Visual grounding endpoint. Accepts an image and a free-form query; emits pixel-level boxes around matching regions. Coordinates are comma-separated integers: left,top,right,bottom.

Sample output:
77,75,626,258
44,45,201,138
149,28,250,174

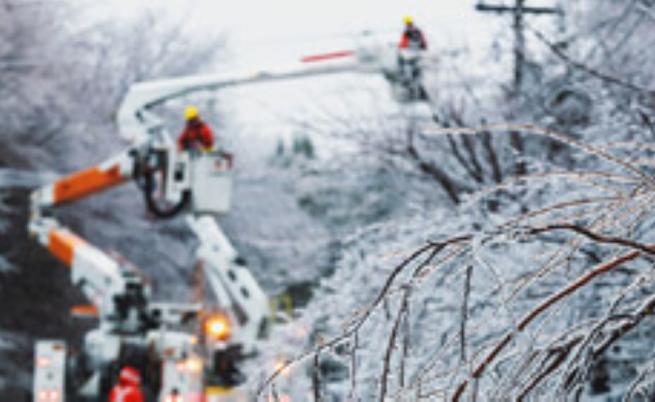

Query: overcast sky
96,0,553,67
89,0,565,70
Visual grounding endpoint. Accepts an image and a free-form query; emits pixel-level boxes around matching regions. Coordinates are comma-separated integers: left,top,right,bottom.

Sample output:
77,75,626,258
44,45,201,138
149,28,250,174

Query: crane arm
29,217,129,320
31,149,136,210
118,59,364,141
28,145,162,328
187,215,269,354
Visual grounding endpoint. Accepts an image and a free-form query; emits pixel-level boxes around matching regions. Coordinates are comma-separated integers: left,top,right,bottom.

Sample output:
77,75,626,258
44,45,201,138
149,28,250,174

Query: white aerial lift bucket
190,152,233,214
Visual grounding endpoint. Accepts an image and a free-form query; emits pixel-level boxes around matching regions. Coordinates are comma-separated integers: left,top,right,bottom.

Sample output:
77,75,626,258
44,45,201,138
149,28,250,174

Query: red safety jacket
108,367,145,402
177,119,215,151
108,385,144,402
399,26,427,50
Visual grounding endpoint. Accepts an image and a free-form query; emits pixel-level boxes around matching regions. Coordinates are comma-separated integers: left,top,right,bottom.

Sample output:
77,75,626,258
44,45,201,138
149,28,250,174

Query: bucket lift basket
191,152,233,215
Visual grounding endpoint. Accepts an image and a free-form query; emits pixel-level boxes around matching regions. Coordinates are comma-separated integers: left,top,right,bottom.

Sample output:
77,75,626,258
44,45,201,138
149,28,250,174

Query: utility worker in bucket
177,106,216,152
397,16,429,100
398,16,427,50
178,105,234,168
108,366,145,402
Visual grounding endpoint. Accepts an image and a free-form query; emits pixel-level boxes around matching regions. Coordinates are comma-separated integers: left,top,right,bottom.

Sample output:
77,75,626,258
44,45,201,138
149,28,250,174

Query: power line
476,3,563,16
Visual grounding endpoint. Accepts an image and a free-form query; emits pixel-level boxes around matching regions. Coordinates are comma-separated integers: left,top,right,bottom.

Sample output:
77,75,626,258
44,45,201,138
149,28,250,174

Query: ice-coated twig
451,249,644,401
421,123,653,186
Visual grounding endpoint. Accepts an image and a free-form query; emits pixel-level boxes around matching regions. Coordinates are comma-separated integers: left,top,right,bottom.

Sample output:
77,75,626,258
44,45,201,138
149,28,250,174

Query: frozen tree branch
452,250,643,401
528,25,652,94
526,223,655,255
379,289,409,401
422,123,653,185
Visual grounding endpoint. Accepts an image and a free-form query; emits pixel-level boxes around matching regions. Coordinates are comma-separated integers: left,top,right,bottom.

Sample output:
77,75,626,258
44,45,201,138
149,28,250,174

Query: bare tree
0,2,225,169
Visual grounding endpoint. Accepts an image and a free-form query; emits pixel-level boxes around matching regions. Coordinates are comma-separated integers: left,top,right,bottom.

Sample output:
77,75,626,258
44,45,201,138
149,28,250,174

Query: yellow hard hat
185,105,199,121
404,15,413,25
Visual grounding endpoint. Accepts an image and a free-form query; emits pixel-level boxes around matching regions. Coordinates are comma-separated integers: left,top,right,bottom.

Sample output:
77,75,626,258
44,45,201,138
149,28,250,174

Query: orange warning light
204,314,231,341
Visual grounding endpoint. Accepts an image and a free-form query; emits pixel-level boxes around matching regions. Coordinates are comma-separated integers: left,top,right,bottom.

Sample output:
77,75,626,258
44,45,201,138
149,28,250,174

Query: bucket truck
28,132,268,400
30,40,435,401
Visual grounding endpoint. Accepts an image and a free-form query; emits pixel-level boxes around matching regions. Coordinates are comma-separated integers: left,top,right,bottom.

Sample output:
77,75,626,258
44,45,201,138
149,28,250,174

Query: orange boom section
48,229,84,267
53,165,128,204
70,304,99,317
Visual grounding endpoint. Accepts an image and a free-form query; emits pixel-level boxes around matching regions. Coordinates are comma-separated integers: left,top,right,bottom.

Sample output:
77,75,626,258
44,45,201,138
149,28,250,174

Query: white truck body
33,341,66,402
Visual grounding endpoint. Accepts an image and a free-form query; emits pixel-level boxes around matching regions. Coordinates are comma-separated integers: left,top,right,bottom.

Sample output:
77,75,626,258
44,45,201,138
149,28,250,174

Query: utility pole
476,0,562,92
476,1,561,175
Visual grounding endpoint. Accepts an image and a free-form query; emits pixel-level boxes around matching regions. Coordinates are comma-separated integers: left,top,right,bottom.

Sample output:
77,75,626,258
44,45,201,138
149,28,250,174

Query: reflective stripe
116,387,130,402
120,370,141,385
111,385,138,402
301,50,354,63
70,304,99,317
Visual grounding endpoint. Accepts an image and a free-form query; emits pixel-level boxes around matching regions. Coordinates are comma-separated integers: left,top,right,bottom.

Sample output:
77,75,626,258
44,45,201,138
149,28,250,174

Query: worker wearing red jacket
398,16,427,50
108,366,145,402
177,106,216,151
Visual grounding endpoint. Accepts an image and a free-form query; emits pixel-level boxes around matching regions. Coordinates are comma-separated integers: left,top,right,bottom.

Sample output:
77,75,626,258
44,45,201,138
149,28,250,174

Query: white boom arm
188,216,269,354
30,166,205,400
28,217,141,325
118,58,372,142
